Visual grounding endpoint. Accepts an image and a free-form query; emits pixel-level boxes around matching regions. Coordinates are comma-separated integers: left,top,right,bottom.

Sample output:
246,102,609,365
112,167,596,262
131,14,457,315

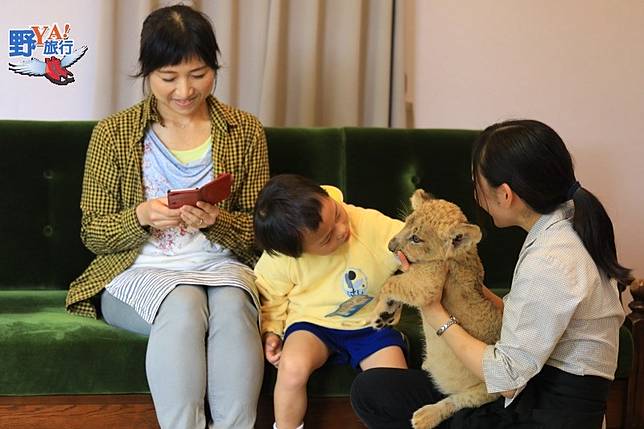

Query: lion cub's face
389,189,482,264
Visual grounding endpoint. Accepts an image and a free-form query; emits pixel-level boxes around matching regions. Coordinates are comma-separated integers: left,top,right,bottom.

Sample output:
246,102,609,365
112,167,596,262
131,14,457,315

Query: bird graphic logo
8,45,88,85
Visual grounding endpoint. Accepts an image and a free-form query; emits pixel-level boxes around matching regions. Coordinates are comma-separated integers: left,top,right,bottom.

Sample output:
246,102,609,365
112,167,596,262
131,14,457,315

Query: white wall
413,1,644,279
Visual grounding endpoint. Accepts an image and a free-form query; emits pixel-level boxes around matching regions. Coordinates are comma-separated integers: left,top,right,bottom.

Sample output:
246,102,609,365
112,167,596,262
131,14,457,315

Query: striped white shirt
481,201,625,405
106,259,258,324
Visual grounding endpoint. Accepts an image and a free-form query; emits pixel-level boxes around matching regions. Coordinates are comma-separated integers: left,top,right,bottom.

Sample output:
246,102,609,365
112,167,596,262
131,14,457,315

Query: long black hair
135,4,221,78
472,119,632,290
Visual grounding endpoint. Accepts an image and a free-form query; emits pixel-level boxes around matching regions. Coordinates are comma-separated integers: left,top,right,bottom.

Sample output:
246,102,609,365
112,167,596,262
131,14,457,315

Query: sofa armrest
625,278,644,429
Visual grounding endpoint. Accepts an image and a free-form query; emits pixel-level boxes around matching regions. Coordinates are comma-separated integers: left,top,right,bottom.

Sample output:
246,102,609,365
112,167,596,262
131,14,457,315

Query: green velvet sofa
0,120,641,429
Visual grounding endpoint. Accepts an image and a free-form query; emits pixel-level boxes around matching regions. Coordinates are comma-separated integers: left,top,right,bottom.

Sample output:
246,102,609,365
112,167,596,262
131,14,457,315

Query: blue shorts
284,321,408,369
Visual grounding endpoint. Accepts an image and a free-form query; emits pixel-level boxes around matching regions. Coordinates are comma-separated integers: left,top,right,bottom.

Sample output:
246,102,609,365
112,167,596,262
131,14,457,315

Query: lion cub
371,189,502,429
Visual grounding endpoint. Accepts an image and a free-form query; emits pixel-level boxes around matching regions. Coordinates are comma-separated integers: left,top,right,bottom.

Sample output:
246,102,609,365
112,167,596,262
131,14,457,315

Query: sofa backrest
0,120,523,291
1,120,96,290
342,128,525,288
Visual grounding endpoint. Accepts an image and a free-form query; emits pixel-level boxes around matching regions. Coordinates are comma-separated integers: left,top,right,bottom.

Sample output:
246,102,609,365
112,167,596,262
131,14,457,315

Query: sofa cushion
0,291,423,397
0,283,632,398
0,290,148,395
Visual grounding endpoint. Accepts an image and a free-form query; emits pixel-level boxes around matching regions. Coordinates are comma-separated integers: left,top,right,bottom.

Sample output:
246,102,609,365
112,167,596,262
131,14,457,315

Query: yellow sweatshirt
255,190,404,337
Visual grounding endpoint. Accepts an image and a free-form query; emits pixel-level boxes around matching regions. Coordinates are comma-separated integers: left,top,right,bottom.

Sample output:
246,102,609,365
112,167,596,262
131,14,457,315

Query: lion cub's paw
370,299,401,329
411,403,449,429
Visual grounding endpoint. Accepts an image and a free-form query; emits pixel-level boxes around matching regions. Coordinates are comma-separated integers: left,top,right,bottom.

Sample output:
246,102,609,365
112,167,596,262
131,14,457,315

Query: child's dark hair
135,4,221,78
254,174,329,258
472,119,632,290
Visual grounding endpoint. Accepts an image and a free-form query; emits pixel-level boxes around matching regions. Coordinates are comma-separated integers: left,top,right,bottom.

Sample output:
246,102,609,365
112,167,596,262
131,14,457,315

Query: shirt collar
521,200,574,252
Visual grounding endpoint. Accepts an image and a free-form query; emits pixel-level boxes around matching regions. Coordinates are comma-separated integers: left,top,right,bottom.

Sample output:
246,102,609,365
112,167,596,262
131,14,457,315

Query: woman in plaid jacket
67,5,269,429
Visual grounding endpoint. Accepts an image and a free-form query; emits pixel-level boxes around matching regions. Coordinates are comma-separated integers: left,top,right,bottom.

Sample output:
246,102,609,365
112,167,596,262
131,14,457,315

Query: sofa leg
624,279,644,429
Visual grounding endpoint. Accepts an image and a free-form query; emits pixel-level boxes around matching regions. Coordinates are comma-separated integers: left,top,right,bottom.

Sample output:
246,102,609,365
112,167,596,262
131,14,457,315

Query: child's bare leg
359,345,407,370
274,331,330,429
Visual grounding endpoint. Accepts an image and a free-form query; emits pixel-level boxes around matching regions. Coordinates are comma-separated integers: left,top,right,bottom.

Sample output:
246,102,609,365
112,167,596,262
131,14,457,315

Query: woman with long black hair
351,119,631,429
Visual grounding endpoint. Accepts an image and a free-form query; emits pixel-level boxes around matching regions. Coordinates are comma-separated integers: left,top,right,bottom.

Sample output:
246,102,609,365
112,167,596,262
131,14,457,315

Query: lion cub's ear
410,189,433,210
445,223,482,258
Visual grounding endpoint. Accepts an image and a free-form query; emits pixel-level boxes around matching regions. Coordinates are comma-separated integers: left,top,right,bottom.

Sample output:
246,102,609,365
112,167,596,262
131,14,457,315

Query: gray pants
101,285,264,429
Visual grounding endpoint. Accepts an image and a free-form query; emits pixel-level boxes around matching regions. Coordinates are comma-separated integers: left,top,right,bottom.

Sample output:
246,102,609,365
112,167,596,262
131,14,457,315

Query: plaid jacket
66,95,270,318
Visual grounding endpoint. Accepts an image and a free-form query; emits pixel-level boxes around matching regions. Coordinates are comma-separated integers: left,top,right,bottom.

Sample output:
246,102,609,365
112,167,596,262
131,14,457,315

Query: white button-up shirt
481,201,625,406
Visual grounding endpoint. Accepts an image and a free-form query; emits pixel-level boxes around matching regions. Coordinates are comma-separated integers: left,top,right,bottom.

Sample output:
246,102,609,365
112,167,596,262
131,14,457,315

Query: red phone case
167,173,232,209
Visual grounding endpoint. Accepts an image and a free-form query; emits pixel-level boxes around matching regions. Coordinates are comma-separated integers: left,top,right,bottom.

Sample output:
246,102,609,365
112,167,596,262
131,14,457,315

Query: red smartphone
166,173,233,209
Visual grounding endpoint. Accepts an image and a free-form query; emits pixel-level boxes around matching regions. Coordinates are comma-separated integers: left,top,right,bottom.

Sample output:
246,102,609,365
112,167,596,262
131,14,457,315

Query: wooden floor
0,395,159,429
0,395,365,429
258,396,365,429
0,382,630,429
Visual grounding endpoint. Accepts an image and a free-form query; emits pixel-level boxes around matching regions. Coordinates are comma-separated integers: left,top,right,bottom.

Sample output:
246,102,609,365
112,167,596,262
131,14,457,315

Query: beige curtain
103,0,411,127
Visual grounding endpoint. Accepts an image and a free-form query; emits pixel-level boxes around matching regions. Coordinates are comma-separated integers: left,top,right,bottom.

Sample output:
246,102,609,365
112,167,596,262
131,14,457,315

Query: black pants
350,365,609,429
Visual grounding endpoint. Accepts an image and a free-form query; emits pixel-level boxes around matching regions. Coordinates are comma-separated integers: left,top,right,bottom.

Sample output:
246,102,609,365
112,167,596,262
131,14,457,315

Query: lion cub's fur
371,189,502,429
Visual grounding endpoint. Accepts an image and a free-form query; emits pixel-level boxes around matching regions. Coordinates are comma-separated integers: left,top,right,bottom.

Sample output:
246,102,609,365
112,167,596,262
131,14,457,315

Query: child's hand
263,333,283,367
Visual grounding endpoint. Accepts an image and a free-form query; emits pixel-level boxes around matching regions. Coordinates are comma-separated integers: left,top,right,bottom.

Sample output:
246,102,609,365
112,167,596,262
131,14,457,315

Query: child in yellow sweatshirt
253,174,408,429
